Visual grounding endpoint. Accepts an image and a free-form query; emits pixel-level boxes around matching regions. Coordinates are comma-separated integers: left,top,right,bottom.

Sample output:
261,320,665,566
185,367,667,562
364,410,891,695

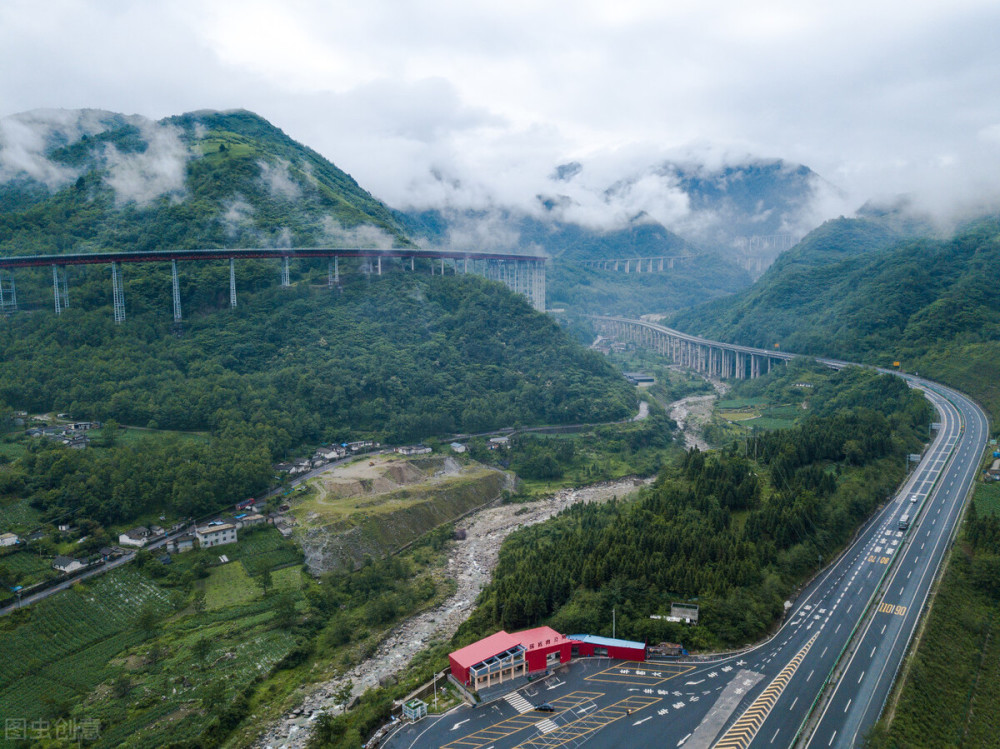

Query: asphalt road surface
384,375,988,749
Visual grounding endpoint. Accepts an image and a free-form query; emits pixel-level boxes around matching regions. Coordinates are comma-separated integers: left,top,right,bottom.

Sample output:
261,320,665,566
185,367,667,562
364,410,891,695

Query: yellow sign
893,361,901,367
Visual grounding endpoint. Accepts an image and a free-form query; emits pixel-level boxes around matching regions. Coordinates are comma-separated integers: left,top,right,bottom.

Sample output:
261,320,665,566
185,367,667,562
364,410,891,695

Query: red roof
514,626,566,650
450,631,521,669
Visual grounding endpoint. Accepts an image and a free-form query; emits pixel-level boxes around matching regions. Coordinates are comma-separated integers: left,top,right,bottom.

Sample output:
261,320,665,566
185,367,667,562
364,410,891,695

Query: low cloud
103,121,189,205
0,108,125,189
320,215,396,249
258,158,301,199
219,198,255,240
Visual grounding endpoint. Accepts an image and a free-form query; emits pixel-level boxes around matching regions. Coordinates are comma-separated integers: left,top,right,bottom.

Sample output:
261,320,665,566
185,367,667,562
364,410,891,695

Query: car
534,704,555,712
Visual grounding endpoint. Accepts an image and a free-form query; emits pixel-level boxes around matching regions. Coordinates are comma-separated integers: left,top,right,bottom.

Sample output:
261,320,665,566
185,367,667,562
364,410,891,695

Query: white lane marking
835,623,841,634
678,732,691,745
858,670,865,683
771,728,781,743
821,646,829,658
790,696,799,711
845,698,852,713
806,669,814,682
829,730,838,745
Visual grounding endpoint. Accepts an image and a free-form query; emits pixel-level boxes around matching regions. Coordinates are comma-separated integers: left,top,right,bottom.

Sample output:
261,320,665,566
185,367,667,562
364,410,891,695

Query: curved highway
387,361,988,749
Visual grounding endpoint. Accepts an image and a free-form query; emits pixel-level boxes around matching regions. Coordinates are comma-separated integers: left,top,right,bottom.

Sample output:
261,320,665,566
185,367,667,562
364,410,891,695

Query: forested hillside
0,273,634,526
0,108,409,254
671,216,1000,421
457,363,932,649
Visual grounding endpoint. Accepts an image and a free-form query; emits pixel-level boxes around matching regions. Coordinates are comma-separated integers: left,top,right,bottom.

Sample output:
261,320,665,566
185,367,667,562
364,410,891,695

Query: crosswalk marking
506,693,533,714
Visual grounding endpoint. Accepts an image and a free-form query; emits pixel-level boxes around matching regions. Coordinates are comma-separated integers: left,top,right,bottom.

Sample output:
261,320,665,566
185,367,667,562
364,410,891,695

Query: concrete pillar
111,262,125,323
53,265,62,315
171,259,182,322
229,258,237,308
377,256,382,276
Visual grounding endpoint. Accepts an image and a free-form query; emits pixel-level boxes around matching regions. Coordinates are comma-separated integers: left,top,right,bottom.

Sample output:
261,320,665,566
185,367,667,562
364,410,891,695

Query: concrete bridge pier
52,265,69,315
0,271,17,314
171,260,182,322
111,262,125,323
229,258,237,308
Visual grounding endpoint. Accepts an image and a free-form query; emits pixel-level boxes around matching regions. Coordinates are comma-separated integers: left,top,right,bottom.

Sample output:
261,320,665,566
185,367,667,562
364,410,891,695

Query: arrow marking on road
451,719,470,730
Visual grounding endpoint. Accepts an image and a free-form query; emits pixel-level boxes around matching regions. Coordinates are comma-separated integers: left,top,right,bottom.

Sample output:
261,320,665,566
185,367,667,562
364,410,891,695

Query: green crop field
0,567,172,725
0,497,42,530
974,481,1000,516
204,561,259,610
0,549,54,585
226,526,303,576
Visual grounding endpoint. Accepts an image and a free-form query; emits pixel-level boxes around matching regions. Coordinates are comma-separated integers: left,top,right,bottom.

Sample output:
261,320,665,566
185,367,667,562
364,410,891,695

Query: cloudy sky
2,0,1000,224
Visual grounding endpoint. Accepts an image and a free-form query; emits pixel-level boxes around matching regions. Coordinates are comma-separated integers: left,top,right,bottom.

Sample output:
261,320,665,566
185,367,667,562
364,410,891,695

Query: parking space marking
514,695,661,748
585,661,693,686
440,692,603,749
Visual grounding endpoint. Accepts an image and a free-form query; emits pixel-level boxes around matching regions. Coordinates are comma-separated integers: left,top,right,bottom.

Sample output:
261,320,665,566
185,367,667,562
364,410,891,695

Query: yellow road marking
514,695,660,748
877,602,907,616
440,692,603,749
585,661,693,686
714,632,819,749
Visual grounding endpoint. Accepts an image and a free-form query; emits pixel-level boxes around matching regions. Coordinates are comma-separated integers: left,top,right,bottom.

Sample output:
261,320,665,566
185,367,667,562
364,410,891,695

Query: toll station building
449,631,527,691
449,627,643,689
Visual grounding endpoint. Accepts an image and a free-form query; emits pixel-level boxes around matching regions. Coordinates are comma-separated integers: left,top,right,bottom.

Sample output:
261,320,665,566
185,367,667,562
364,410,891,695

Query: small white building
119,527,151,547
489,436,510,449
53,556,86,574
196,522,238,548
450,442,467,453
0,532,19,547
395,445,432,456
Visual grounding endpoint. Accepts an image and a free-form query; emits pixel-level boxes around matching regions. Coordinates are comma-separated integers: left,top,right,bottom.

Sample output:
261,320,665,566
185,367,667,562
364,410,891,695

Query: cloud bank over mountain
1,0,999,232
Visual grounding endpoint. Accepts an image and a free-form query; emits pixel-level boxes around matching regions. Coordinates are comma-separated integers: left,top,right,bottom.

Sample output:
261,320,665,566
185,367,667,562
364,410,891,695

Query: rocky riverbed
255,475,651,748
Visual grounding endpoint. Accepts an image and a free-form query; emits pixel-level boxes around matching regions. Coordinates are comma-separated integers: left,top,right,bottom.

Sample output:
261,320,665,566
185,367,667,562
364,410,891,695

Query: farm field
974,480,1000,516
0,497,42,531
0,566,173,726
0,525,311,748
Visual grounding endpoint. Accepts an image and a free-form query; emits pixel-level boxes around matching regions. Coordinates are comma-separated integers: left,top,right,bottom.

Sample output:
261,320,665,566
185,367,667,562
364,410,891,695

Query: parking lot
384,658,720,749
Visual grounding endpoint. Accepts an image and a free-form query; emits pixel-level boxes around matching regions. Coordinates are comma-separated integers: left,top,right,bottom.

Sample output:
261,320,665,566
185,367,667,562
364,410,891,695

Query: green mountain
671,215,1000,421
0,108,409,255
0,109,636,527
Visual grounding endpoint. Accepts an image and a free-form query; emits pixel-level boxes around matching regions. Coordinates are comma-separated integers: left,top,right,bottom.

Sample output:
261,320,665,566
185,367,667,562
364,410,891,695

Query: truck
899,513,910,530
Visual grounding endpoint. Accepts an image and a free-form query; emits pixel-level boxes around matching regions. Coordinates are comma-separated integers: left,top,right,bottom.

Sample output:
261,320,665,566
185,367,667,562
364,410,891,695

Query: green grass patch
225,526,303,576
0,497,42,530
91,425,210,449
0,440,27,460
204,562,259,610
973,481,1000,517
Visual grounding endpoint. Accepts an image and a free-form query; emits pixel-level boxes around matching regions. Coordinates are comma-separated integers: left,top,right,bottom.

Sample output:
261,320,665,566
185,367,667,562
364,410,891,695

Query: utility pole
613,607,616,639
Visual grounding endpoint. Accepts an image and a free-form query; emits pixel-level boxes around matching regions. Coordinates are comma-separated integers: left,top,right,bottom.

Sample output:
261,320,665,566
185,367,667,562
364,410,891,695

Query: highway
388,374,989,749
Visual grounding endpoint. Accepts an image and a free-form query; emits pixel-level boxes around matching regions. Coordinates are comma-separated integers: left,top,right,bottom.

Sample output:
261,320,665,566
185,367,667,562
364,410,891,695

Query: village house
118,526,151,547
168,534,196,554
52,556,87,574
195,521,238,548
0,532,19,547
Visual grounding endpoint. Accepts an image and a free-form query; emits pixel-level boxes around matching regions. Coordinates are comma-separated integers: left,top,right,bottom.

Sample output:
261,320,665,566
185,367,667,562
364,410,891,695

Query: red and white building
449,627,646,690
